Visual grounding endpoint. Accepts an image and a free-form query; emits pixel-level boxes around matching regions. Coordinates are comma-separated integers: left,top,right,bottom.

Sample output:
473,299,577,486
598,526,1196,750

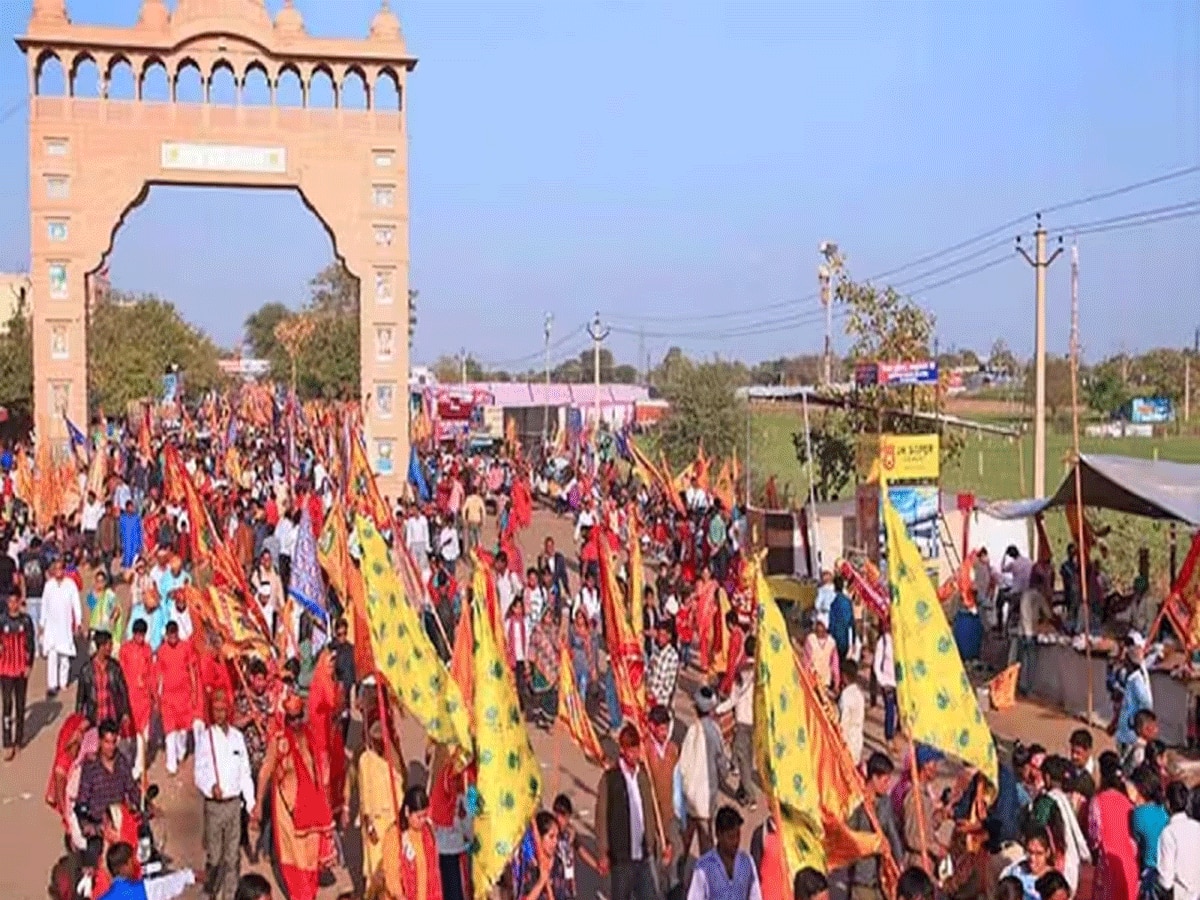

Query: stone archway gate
19,0,415,495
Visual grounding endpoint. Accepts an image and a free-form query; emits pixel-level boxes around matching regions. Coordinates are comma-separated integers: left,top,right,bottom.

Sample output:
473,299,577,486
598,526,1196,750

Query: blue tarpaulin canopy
982,454,1200,526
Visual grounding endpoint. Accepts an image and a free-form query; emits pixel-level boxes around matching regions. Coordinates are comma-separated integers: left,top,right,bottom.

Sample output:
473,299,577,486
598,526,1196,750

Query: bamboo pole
1068,242,1095,731
906,737,932,875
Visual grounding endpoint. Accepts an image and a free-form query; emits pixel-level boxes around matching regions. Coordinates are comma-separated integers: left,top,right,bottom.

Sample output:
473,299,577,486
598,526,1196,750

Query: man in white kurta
39,558,82,695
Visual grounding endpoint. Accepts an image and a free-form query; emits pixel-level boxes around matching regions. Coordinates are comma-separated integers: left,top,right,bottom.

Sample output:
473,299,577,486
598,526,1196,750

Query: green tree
243,301,290,366
650,347,692,388
1024,354,1073,417
792,409,857,501
241,262,361,399
1084,365,1129,417
835,265,965,466
89,291,224,411
308,262,359,315
987,338,1020,376
658,360,745,468
1130,348,1188,403
0,295,34,415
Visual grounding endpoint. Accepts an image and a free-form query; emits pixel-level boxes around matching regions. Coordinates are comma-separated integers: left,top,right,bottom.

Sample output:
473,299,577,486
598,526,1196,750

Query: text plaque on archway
161,142,287,175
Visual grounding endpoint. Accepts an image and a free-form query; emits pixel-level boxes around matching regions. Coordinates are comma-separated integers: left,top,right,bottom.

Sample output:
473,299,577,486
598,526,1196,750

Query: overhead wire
600,162,1200,327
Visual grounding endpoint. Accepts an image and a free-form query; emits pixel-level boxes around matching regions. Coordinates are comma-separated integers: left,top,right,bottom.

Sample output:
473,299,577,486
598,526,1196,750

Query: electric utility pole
1016,214,1063,498
542,312,553,445
588,312,610,428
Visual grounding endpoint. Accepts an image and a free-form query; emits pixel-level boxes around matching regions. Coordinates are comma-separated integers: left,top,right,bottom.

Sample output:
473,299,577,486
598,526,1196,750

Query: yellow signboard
879,434,939,481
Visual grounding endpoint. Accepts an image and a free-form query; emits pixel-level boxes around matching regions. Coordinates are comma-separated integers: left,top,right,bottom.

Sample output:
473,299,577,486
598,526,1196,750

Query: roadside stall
983,454,1200,746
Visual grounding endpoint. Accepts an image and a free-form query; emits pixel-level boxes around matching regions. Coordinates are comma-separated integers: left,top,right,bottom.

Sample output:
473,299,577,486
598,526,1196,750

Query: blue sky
1,0,1199,371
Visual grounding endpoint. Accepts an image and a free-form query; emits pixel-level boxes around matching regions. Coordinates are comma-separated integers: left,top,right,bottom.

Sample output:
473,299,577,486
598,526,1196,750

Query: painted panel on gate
161,142,287,175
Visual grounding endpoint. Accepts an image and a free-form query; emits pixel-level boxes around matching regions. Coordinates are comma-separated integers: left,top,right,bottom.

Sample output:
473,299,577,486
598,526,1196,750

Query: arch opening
242,62,271,105
142,58,170,102
277,64,304,107
94,184,360,407
209,60,238,105
174,58,203,103
35,51,66,97
308,66,336,109
107,57,136,100
374,68,401,112
341,67,369,110
71,54,100,99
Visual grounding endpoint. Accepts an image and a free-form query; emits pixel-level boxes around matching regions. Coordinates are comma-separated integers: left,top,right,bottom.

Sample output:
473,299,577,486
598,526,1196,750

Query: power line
1052,197,1200,234
478,322,586,369
0,97,27,126
1070,204,1200,237
601,162,1200,325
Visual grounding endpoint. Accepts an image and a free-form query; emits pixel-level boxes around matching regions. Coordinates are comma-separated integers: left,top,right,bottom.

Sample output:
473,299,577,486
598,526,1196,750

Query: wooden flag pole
1068,242,1095,732
906,735,932,875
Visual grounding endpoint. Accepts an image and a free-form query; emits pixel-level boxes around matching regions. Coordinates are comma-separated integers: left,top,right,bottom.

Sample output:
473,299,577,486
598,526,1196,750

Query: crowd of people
0,398,1194,900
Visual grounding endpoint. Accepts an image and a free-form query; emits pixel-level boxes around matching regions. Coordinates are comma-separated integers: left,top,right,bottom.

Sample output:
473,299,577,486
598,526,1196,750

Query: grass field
746,405,1200,590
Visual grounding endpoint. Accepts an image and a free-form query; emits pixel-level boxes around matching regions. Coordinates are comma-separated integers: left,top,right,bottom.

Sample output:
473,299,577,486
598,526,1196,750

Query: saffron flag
450,597,475,724
988,664,1020,712
355,515,472,760
628,510,645,650
558,644,605,764
185,584,273,659
469,566,542,899
883,485,998,786
163,445,257,619
12,447,33,508
594,528,647,723
347,432,393,535
713,459,735,513
86,429,107,499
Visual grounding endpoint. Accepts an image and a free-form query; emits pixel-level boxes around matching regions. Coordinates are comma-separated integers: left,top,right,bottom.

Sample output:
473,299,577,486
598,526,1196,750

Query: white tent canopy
982,454,1200,526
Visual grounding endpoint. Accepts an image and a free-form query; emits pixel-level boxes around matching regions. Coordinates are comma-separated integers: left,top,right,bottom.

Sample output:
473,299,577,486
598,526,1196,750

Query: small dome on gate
369,0,403,43
275,0,305,36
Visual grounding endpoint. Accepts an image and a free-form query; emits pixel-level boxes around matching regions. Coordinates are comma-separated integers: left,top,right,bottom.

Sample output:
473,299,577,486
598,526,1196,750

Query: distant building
0,273,31,331
218,354,271,381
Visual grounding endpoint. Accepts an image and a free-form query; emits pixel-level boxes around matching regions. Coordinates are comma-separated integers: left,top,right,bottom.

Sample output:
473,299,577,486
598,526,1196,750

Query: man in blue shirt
98,842,146,899
828,575,856,662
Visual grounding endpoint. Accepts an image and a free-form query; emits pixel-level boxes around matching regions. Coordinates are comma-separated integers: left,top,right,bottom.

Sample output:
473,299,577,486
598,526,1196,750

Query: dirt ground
0,506,1112,900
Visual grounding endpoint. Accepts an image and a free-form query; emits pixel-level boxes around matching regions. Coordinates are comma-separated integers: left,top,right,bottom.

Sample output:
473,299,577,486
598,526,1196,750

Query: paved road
0,505,1109,899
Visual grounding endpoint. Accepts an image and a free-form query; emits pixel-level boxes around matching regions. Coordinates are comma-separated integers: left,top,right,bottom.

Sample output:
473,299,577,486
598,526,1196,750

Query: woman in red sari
378,785,443,900
250,695,336,900
45,713,88,834
1088,750,1139,900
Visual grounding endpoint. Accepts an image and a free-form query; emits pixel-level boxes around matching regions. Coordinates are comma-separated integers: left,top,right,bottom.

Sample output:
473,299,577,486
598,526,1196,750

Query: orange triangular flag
989,664,1020,712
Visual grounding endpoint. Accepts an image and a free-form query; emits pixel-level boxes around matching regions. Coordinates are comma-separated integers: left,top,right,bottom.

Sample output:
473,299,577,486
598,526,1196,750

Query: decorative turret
369,0,403,43
173,0,271,31
30,0,69,26
275,0,305,37
136,0,170,32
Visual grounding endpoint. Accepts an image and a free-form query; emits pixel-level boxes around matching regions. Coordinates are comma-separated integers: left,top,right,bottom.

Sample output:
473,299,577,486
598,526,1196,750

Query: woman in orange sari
376,785,443,900
250,695,336,900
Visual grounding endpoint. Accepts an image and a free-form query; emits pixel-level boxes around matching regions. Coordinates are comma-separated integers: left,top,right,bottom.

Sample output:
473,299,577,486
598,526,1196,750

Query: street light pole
819,241,841,387
587,312,610,430
542,312,553,446
1017,214,1063,498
